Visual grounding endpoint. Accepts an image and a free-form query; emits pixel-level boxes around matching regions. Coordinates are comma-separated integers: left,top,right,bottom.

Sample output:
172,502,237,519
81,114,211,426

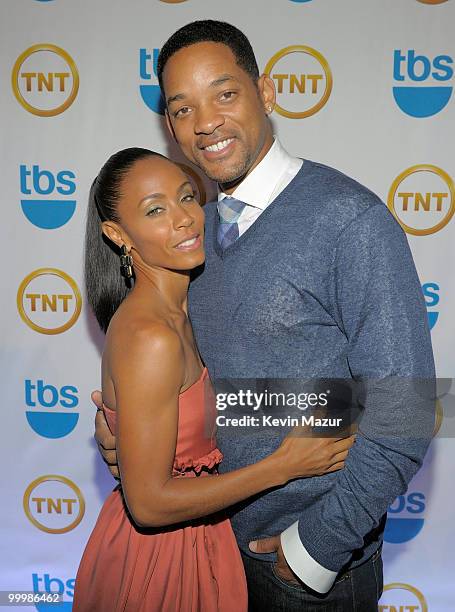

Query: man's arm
280,203,435,592
93,391,119,479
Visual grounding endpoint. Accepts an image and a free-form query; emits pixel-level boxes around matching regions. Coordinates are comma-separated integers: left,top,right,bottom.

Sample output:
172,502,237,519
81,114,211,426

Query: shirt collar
218,137,293,210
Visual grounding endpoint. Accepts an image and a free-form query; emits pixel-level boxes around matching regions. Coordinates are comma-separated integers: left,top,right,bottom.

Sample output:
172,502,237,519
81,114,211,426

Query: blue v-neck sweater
188,160,434,573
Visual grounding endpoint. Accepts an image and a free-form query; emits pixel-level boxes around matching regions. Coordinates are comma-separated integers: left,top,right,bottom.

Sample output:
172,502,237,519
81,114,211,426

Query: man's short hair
157,20,260,94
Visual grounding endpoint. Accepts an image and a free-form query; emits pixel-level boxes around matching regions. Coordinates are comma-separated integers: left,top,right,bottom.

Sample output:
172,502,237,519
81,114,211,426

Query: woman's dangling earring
120,245,133,279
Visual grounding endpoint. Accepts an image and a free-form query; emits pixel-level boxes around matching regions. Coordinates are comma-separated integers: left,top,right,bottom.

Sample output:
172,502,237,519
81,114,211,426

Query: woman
73,148,354,612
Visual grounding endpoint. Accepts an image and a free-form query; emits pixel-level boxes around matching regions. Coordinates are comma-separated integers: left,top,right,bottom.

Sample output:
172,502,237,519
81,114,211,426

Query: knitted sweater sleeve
281,203,435,592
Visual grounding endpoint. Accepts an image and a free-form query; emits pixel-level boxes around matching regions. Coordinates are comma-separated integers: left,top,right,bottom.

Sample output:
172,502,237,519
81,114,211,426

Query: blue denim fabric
241,547,383,612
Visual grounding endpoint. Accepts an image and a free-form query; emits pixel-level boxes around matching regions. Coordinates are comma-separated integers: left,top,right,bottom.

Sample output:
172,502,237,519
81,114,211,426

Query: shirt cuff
280,521,337,594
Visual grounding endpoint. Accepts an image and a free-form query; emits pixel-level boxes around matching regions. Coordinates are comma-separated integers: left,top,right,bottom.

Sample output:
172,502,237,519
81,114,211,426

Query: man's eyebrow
166,74,239,106
209,74,238,88
167,92,185,106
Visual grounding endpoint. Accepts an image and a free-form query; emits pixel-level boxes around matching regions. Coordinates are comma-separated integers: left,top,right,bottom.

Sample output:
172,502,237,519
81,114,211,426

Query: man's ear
257,74,276,114
165,110,178,143
102,221,125,249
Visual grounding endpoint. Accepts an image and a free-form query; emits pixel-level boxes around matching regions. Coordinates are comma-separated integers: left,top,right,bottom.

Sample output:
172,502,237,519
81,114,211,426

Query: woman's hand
273,427,356,484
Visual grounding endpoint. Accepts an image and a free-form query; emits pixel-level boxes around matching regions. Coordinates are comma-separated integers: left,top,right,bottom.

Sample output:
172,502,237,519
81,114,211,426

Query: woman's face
107,155,205,271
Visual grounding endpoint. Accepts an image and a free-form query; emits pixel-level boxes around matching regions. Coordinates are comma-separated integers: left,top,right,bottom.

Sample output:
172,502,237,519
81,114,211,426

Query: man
94,20,435,610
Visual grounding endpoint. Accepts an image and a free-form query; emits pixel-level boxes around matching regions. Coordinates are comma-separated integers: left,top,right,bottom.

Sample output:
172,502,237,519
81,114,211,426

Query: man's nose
194,105,225,135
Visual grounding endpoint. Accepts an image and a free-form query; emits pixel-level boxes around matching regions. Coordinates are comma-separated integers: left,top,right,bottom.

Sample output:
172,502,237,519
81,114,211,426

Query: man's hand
249,535,301,585
92,390,120,479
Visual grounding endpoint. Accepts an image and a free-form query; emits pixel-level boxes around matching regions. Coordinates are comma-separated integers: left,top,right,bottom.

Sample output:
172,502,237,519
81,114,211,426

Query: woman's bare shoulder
104,303,183,373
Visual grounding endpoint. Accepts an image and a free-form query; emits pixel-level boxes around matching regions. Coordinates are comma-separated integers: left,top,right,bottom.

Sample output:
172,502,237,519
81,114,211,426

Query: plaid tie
217,197,247,250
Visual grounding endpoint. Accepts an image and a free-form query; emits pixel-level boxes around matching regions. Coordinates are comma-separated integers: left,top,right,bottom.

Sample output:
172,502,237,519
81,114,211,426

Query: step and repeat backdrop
0,0,454,610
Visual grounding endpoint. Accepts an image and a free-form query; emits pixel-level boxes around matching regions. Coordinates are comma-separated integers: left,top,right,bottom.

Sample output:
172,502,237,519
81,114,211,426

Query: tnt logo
25,380,79,439
32,573,74,612
264,45,332,119
387,165,454,235
417,0,449,4
17,268,82,335
379,583,428,612
393,49,453,117
12,44,79,117
20,165,76,229
384,491,425,544
422,282,440,330
23,475,85,534
139,48,165,114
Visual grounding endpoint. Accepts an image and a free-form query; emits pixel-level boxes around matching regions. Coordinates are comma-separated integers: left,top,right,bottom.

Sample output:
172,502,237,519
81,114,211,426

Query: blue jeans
241,546,383,611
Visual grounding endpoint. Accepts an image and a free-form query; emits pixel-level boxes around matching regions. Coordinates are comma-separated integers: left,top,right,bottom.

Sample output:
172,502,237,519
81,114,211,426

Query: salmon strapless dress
73,367,247,612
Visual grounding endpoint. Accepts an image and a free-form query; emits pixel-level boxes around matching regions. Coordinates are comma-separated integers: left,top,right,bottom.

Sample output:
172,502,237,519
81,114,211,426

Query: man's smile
199,137,236,161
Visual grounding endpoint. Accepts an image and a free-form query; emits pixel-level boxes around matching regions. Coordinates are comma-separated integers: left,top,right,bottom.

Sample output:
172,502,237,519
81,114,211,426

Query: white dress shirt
218,137,338,594
218,137,302,236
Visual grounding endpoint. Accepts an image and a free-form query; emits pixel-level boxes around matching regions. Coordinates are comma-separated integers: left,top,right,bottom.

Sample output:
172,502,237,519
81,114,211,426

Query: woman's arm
109,323,353,528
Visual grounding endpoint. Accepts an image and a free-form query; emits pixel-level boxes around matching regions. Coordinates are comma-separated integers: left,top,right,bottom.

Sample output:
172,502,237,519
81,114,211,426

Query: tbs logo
20,165,76,229
384,491,425,544
422,282,439,330
12,44,79,117
23,475,85,534
32,574,74,612
393,50,453,117
139,48,165,115
25,379,79,439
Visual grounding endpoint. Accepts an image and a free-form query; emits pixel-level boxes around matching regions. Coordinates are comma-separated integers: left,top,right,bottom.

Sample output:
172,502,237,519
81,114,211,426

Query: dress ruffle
173,448,223,475
74,366,248,611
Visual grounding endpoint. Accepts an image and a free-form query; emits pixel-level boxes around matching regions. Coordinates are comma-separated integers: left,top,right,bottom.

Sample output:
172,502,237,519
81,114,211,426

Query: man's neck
219,132,274,195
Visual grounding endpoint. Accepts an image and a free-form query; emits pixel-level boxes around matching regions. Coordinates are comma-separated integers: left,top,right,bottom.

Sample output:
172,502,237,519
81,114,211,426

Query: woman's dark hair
85,147,164,333
157,20,259,94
